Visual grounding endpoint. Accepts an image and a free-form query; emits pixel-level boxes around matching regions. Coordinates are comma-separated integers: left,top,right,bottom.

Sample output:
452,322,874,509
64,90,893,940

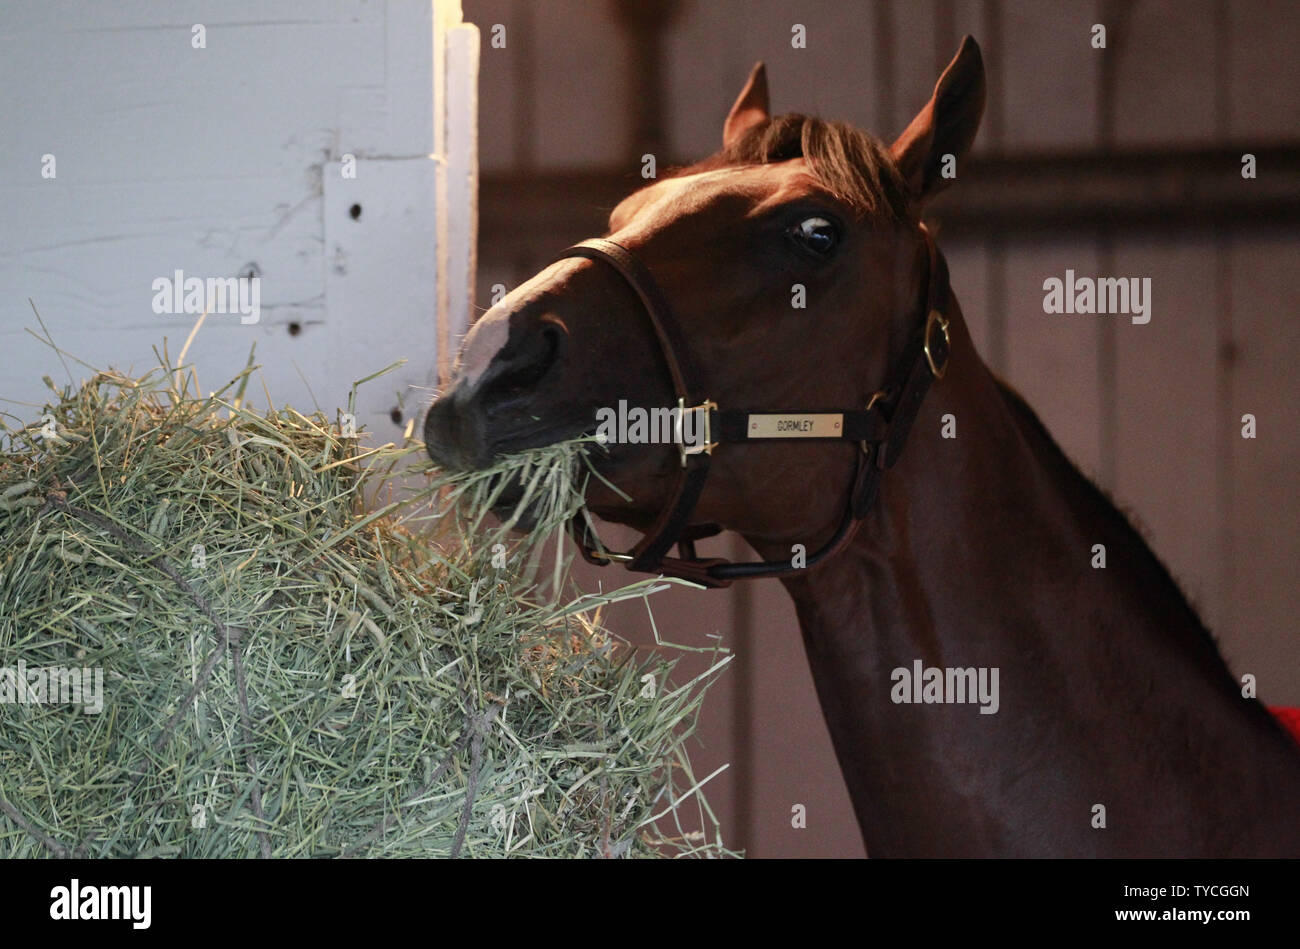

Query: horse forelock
670,113,912,222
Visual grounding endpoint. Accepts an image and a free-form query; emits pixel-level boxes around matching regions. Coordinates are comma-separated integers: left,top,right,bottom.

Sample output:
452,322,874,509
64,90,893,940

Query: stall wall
0,0,478,439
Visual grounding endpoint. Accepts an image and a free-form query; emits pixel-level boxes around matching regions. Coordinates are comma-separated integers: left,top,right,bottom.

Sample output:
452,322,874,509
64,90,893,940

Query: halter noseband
554,224,951,589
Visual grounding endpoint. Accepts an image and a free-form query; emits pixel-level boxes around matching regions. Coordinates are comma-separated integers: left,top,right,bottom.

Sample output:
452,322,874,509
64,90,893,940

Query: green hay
0,345,733,858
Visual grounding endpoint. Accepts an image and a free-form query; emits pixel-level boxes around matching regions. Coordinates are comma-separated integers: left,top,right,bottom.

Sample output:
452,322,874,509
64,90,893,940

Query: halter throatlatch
555,225,951,588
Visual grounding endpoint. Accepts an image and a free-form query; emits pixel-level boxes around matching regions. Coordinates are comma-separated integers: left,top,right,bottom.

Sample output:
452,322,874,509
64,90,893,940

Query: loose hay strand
0,348,735,858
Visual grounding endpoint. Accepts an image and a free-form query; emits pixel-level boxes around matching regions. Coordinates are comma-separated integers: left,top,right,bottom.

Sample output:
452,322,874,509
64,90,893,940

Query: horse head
426,38,985,558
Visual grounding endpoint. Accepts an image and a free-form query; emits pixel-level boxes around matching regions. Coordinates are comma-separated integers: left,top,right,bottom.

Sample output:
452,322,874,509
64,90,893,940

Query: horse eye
790,216,838,256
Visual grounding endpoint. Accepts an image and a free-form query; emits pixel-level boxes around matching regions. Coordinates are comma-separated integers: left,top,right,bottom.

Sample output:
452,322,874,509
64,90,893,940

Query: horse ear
889,36,985,204
723,62,770,148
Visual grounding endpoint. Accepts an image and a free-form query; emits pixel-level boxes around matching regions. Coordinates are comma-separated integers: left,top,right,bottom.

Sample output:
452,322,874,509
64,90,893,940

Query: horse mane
674,113,912,221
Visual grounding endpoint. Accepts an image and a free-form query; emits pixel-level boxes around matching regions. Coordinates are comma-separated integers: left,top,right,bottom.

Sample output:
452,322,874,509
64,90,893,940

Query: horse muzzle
423,380,496,471
423,316,589,472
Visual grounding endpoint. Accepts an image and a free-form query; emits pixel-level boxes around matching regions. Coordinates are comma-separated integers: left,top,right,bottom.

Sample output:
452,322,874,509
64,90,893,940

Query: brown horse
425,37,1300,856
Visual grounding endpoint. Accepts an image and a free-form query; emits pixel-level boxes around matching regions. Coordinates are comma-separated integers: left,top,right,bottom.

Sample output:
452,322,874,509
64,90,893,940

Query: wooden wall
462,0,1300,857
0,1,477,439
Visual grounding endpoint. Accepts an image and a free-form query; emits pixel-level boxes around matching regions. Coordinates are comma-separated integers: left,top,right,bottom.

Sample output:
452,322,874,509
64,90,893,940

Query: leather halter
555,224,952,589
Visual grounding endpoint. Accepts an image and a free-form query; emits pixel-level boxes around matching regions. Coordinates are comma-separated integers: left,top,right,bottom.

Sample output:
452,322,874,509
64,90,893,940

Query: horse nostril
539,323,563,366
486,324,562,401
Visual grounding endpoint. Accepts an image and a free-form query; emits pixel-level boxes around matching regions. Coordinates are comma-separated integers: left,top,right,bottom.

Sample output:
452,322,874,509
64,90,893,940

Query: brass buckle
861,390,887,455
588,548,635,563
676,397,717,466
924,309,951,379
575,514,637,564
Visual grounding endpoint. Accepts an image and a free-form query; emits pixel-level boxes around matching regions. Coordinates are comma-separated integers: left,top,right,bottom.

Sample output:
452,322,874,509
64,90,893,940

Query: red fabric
1270,707,1300,745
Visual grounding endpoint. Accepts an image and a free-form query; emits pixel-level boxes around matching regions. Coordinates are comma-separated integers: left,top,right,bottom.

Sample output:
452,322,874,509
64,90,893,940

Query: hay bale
0,352,732,858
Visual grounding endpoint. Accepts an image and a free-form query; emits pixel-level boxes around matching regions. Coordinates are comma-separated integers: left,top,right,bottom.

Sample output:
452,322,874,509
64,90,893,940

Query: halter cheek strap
555,224,951,588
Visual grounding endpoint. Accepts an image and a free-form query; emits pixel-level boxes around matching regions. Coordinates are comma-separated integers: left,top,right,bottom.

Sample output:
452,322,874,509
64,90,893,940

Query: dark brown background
463,0,1300,857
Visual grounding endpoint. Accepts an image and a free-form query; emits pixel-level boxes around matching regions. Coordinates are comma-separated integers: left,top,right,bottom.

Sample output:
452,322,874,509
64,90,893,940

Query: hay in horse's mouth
485,469,539,529
442,435,600,538
470,435,633,536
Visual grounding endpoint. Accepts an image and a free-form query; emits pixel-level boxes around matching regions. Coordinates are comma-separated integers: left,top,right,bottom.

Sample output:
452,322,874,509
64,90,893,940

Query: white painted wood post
443,12,481,385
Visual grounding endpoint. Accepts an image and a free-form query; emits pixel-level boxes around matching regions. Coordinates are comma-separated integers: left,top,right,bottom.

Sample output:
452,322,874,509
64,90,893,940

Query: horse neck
743,297,1300,856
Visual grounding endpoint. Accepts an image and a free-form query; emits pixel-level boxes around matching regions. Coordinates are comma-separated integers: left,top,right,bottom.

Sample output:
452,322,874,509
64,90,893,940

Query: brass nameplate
747,413,844,438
